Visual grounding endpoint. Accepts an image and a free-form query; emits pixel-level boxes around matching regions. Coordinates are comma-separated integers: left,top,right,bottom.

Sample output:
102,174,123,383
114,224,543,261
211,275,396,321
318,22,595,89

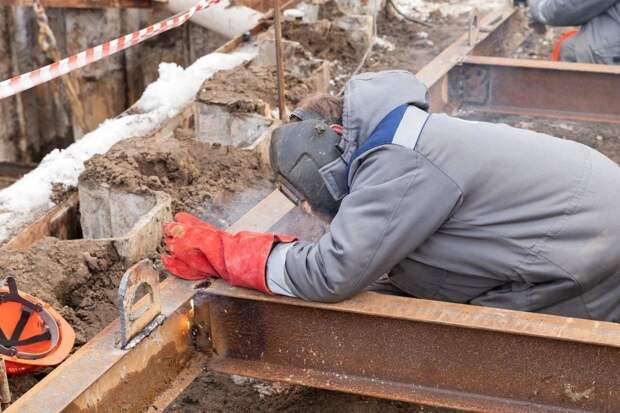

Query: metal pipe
273,0,288,121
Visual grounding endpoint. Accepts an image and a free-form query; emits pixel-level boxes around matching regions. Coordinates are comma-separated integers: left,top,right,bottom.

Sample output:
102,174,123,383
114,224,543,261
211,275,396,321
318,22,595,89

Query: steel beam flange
204,281,620,413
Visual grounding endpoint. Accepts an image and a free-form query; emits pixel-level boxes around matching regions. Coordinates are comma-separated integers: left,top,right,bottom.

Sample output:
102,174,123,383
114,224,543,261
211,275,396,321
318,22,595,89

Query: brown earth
285,5,470,93
80,130,274,227
198,62,318,113
1,237,126,398
281,18,362,79
511,25,564,60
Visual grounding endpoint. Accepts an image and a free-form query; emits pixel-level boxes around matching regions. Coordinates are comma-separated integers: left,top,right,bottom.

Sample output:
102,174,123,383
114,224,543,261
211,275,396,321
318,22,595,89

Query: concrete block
78,182,172,265
194,103,274,148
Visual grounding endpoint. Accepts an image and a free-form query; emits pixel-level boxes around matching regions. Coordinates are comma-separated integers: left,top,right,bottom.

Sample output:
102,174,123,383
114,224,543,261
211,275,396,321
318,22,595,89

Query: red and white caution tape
0,0,219,100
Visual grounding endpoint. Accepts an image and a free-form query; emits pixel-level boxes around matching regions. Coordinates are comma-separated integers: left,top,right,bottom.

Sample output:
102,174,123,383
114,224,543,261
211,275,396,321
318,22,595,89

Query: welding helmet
0,277,75,376
270,119,345,216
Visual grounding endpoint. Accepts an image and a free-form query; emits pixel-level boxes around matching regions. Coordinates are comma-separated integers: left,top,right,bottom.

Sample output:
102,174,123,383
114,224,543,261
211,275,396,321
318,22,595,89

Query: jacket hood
317,71,429,203
341,70,429,162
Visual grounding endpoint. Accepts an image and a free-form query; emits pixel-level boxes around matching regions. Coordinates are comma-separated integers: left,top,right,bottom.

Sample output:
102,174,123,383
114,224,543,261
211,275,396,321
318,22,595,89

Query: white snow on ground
0,47,257,243
393,0,508,20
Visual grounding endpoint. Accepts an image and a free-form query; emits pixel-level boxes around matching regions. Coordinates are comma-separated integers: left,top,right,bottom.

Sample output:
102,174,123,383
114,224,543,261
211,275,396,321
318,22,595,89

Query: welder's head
270,94,345,217
289,94,343,125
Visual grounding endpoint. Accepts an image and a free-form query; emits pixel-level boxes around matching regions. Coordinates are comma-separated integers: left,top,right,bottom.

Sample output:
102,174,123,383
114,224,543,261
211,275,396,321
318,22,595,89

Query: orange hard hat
0,277,75,376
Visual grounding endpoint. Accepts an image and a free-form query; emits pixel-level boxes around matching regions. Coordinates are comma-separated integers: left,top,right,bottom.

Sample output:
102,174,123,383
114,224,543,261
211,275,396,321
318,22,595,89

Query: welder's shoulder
348,144,462,196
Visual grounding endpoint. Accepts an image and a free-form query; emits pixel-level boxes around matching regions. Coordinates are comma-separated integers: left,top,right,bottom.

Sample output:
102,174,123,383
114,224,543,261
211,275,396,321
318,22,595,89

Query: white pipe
167,0,265,39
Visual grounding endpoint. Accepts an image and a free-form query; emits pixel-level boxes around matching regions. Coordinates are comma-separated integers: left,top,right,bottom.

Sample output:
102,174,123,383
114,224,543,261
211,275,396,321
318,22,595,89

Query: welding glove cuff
161,213,296,294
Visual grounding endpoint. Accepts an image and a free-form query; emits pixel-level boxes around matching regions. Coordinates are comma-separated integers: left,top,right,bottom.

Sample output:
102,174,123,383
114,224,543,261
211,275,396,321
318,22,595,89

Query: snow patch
0,48,256,243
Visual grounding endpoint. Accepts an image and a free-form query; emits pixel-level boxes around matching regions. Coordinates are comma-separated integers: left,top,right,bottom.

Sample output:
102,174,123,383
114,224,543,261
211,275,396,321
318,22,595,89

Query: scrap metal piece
118,259,162,349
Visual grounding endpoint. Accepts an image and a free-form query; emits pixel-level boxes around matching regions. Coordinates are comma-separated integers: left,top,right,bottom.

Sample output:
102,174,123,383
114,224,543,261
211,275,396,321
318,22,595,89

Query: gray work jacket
530,0,620,64
266,71,620,322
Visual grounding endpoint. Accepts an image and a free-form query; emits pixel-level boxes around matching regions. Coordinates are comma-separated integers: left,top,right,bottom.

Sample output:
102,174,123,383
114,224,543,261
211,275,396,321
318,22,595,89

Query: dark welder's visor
270,119,344,216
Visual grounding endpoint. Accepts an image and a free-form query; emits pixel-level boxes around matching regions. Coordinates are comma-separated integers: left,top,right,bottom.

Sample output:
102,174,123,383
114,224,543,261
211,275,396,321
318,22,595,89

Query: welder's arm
265,145,462,302
530,0,617,26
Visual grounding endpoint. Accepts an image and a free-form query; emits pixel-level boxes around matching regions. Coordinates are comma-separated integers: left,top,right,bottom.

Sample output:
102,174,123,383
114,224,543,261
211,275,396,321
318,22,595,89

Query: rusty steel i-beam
205,281,620,413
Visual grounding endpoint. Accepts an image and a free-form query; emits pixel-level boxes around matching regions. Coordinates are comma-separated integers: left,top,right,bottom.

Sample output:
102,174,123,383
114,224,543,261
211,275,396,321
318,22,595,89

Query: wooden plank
0,8,21,162
1,192,80,252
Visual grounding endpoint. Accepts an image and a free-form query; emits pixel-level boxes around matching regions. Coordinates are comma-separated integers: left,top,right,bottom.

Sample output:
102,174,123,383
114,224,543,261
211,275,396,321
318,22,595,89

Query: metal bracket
118,259,162,349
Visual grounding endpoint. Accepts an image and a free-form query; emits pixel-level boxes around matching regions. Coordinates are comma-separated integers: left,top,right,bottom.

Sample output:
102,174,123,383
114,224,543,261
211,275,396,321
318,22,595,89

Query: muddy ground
80,130,273,227
198,62,320,113
165,372,453,413
2,237,126,397
280,2,471,93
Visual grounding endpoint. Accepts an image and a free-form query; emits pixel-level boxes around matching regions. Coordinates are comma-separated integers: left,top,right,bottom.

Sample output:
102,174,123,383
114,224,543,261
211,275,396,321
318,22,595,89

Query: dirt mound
198,63,315,112
282,20,361,66
1,238,124,346
80,132,272,217
1,237,126,399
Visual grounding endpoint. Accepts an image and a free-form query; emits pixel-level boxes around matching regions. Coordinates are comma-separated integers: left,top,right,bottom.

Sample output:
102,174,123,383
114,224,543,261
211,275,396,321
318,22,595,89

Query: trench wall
0,6,228,164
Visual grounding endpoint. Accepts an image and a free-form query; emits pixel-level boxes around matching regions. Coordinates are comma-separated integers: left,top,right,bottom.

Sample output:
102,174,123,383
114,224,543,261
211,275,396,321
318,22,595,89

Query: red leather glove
161,213,296,294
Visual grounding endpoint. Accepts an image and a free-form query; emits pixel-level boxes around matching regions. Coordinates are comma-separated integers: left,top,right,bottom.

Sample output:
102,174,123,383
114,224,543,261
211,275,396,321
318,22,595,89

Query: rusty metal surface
205,282,620,412
6,277,199,413
416,6,517,113
449,56,620,124
470,8,527,57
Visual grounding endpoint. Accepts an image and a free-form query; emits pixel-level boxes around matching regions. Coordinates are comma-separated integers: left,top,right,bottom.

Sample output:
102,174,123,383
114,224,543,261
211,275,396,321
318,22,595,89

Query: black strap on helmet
0,277,59,360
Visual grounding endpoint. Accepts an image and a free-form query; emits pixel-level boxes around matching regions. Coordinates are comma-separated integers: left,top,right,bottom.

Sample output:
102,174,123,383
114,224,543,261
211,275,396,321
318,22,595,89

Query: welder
530,0,620,64
162,70,620,322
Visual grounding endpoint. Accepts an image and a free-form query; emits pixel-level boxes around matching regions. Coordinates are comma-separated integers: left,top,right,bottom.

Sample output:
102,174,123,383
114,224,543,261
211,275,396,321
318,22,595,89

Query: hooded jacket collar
319,70,430,202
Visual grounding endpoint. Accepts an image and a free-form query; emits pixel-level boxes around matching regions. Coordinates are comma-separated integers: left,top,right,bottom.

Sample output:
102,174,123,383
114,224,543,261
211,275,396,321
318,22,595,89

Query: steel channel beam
205,282,620,413
416,6,519,113
449,56,620,124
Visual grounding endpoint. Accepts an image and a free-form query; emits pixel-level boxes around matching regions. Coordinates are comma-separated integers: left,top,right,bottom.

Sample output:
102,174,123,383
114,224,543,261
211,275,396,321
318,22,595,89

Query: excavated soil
198,62,318,113
1,238,126,398
282,20,360,64
80,131,273,227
